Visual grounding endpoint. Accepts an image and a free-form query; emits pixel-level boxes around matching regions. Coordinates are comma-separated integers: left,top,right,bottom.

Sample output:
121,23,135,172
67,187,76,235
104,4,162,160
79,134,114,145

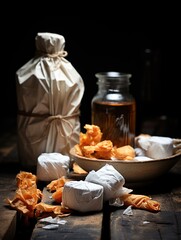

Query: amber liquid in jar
92,72,136,147
92,100,136,147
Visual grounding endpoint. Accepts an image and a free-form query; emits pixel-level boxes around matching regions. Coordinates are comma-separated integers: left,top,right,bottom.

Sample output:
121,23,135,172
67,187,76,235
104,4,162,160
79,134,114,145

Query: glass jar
91,71,136,147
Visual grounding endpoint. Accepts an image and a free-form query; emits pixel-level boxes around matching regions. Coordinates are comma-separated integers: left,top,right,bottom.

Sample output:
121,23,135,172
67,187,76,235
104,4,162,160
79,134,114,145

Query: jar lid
95,71,132,86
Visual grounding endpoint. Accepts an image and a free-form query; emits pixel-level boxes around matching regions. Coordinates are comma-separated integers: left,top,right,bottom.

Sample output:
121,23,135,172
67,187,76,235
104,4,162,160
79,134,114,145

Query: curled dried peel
46,176,68,192
52,187,64,203
46,177,71,204
121,194,161,212
16,171,37,188
6,198,35,218
15,187,42,210
6,171,43,218
34,202,71,217
6,172,72,218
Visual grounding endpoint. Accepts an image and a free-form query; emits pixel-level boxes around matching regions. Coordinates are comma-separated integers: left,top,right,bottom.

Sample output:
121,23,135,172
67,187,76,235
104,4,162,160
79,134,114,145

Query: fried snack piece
95,140,113,152
46,176,68,192
81,145,96,158
121,194,160,212
52,187,64,203
47,177,72,204
79,140,114,159
75,124,103,157
74,144,84,156
114,145,135,160
94,140,114,159
79,124,102,146
73,162,87,174
75,124,136,160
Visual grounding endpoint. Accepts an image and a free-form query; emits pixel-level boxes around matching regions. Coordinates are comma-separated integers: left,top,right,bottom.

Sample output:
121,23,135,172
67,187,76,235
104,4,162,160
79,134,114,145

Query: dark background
1,17,181,138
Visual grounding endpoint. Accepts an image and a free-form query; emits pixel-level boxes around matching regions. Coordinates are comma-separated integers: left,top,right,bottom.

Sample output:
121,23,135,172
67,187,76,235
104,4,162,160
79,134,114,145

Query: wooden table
0,126,181,240
31,160,181,240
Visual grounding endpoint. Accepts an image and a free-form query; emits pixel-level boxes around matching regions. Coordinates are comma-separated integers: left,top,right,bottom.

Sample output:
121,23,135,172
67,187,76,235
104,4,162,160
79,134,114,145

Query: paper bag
16,32,85,170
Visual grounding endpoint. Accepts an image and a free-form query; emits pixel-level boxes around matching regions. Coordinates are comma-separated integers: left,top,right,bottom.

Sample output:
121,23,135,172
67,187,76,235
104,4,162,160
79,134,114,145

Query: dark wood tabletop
0,124,181,240
30,160,181,240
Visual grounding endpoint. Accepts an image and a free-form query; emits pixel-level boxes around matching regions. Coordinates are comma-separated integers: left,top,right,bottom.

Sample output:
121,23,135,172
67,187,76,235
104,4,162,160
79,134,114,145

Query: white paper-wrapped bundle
16,32,84,170
36,152,70,181
62,180,104,212
137,136,173,159
85,164,127,201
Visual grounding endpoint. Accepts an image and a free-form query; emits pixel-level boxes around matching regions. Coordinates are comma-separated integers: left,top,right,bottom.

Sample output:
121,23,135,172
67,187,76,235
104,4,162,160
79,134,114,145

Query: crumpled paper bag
16,32,84,170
